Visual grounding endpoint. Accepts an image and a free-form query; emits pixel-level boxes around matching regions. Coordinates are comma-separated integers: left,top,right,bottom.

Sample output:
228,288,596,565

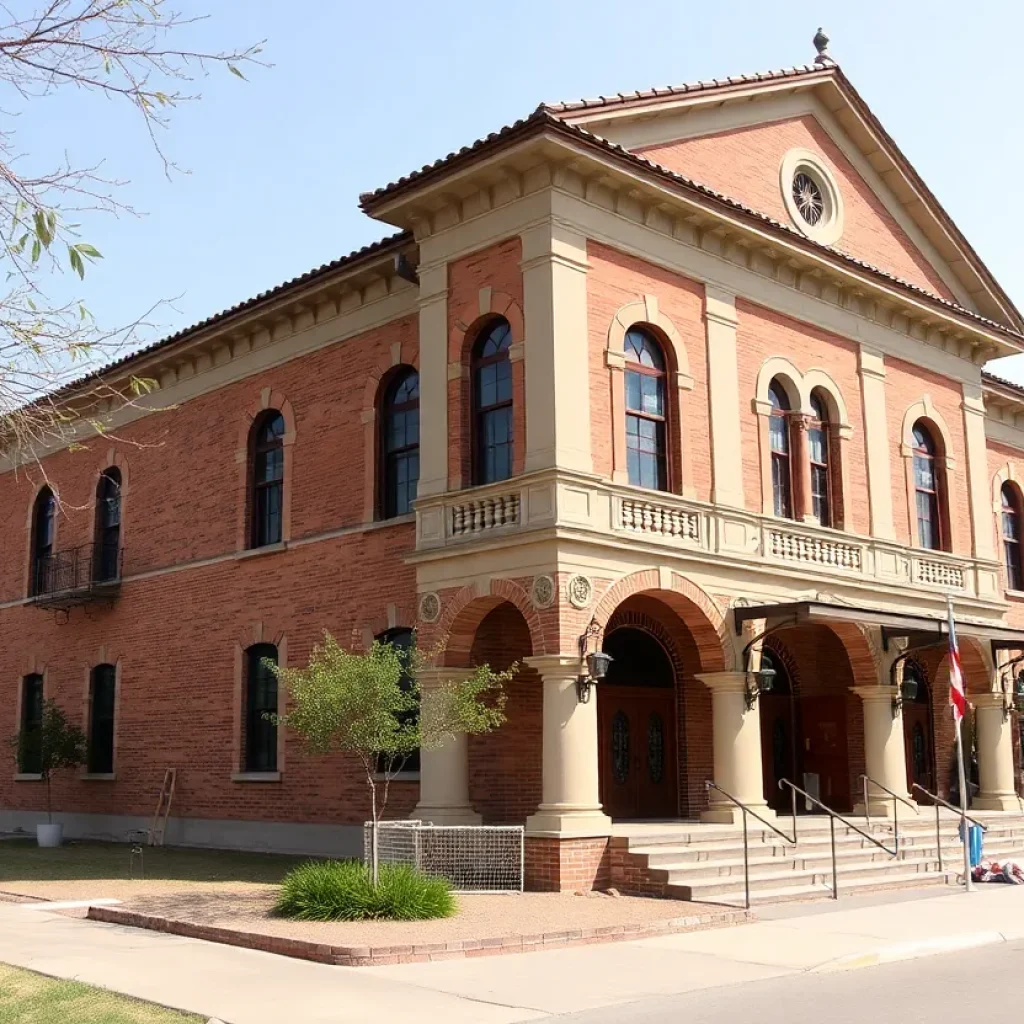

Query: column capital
524,653,583,680
972,691,1009,710
852,685,898,704
417,666,475,689
696,671,751,693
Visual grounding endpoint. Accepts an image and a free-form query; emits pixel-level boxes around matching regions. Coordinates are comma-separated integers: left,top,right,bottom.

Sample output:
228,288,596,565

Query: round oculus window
792,172,824,226
779,149,844,245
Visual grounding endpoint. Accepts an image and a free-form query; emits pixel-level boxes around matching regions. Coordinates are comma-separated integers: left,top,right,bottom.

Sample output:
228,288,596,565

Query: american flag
947,601,966,723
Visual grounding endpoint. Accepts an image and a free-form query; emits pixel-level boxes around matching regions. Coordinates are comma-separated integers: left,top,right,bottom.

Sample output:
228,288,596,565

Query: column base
701,801,775,825
525,805,612,838
972,793,1022,812
412,804,482,826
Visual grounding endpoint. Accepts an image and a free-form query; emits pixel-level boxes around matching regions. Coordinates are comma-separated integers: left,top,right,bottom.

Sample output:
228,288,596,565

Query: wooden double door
903,701,936,796
598,686,677,819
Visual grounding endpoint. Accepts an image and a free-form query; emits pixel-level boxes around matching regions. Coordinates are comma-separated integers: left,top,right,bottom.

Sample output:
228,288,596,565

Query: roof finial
813,27,834,65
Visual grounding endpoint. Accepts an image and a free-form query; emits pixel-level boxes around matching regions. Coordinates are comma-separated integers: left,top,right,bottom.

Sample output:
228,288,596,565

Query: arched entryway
598,626,677,818
902,659,936,798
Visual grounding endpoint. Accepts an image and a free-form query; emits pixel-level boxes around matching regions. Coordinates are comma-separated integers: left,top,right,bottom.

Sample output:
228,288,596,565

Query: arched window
250,412,285,548
768,380,793,518
244,643,278,773
381,369,419,519
808,391,832,528
376,627,418,773
94,469,122,582
624,327,668,491
1002,482,1024,591
30,487,55,596
912,422,943,550
88,664,116,774
471,318,513,485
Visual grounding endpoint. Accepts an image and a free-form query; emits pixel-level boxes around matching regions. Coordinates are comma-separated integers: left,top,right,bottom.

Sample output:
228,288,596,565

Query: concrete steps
609,812,1024,907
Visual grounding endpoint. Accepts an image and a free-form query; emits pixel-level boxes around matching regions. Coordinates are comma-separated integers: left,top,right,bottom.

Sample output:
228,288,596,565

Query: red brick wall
524,836,610,892
635,115,955,300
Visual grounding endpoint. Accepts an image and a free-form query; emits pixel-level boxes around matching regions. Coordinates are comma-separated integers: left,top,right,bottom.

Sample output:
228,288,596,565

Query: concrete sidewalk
2,885,1023,1023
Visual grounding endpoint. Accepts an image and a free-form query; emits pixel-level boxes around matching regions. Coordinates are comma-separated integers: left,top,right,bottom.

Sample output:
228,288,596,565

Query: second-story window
251,412,285,548
912,422,943,551
624,327,668,491
244,643,278,773
472,318,513,485
30,487,55,596
1002,482,1023,591
88,664,116,774
768,380,793,518
94,469,122,582
808,391,831,527
381,369,420,518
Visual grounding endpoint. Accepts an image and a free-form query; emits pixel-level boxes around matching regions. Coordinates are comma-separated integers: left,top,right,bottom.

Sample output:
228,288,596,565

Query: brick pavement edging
86,905,750,966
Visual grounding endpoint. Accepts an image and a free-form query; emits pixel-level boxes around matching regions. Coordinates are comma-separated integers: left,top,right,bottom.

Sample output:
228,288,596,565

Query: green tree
11,699,87,823
0,1,263,466
269,632,512,885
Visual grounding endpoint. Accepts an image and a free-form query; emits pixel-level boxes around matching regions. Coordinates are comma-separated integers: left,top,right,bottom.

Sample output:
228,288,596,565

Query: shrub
274,860,456,921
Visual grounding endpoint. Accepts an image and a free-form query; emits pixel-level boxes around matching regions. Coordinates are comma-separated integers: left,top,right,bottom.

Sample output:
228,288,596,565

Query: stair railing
705,780,796,910
910,782,987,876
860,774,920,846
778,778,899,902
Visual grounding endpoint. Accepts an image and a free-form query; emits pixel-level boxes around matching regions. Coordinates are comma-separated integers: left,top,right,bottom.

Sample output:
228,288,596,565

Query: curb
812,929,1013,973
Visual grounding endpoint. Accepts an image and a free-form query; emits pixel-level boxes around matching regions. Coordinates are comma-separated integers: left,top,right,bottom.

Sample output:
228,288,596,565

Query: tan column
853,686,911,816
704,287,745,509
525,654,612,836
973,693,1018,811
858,347,895,540
698,672,772,823
415,261,450,499
962,382,996,560
413,668,481,825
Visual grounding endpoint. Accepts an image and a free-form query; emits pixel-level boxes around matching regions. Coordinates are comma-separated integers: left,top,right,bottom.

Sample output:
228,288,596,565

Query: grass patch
0,963,202,1023
275,860,456,921
0,837,301,888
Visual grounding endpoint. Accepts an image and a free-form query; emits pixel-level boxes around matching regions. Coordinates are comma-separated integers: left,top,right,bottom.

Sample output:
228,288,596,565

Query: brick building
5,54,1024,891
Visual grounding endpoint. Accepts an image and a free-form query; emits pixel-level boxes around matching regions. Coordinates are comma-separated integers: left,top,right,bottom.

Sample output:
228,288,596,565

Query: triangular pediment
547,66,1021,332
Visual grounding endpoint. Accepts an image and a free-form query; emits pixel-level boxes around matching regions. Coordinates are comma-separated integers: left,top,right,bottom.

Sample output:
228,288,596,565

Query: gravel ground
111,889,729,946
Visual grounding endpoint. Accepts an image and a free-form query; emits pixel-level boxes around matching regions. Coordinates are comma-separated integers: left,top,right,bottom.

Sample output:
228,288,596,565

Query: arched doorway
758,650,800,812
597,626,677,818
902,660,935,798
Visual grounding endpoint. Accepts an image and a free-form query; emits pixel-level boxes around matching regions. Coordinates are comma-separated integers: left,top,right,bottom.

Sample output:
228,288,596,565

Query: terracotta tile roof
542,63,832,114
360,113,1023,344
983,369,1024,396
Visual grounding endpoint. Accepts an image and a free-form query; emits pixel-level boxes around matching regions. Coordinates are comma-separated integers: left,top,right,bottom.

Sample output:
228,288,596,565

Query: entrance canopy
732,600,1024,657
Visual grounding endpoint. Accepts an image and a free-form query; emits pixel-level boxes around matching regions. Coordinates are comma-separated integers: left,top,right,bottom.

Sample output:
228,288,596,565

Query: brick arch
436,579,543,668
594,569,732,672
236,618,288,651
361,340,420,414
452,290,524,362
763,634,802,694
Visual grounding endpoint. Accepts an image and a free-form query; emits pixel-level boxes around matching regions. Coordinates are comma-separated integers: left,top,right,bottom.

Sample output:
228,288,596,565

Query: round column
698,672,772,823
413,668,481,825
525,654,612,836
853,686,911,816
973,693,1018,811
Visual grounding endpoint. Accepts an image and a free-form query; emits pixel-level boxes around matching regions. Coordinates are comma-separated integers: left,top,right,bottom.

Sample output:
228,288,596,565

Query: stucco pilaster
415,262,450,498
858,346,895,540
962,382,996,560
703,287,745,509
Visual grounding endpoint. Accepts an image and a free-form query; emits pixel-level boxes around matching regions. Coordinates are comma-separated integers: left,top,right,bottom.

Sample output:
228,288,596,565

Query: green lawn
0,964,202,1023
0,836,301,887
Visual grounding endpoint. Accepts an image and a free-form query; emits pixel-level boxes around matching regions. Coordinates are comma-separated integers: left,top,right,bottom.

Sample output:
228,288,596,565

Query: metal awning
732,600,1024,655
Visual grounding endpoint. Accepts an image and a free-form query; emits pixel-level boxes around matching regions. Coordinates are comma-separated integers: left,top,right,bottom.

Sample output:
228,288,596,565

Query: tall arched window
244,643,278,773
88,663,116,774
912,422,942,550
94,468,122,582
381,369,419,518
768,380,793,518
808,391,832,528
30,487,55,596
624,327,668,491
471,318,513,485
250,412,285,548
1002,482,1024,591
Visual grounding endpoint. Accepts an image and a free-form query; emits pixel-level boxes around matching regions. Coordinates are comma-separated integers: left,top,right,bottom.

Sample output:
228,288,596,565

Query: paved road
556,937,1024,1023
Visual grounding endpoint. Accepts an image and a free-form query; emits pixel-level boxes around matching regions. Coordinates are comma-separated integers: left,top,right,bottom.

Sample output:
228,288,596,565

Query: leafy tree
0,1,263,467
10,698,87,823
268,632,512,885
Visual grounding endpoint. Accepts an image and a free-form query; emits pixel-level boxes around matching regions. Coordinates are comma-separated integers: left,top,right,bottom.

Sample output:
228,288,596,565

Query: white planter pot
36,823,63,848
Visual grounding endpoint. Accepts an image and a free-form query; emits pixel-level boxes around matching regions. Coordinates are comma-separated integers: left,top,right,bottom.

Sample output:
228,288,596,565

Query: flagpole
948,596,974,893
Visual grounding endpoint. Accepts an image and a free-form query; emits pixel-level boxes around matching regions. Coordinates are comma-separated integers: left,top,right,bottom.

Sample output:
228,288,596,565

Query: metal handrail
860,774,919,839
705,780,796,910
779,778,899,901
910,781,988,877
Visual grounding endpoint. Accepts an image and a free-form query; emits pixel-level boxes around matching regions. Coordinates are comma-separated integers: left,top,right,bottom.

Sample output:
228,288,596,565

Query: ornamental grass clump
275,860,456,921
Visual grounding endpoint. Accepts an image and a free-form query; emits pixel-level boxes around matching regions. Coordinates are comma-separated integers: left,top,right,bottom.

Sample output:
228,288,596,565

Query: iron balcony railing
31,542,123,607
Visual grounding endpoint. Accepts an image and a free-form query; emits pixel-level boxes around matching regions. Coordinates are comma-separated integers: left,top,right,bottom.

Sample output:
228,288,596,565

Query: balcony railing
31,543,123,609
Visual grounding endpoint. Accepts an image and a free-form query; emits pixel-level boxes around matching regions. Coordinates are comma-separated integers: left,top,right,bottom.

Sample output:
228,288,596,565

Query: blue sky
33,0,1024,382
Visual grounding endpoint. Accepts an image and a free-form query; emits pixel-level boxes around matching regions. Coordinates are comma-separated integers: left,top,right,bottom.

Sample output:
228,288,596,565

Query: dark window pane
88,665,116,774
769,414,789,455
625,371,642,412
19,674,44,774
772,454,792,518
245,645,278,773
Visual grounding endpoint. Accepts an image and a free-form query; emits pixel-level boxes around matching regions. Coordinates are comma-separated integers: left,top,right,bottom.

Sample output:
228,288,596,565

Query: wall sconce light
576,617,612,704
891,673,919,718
744,663,776,710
